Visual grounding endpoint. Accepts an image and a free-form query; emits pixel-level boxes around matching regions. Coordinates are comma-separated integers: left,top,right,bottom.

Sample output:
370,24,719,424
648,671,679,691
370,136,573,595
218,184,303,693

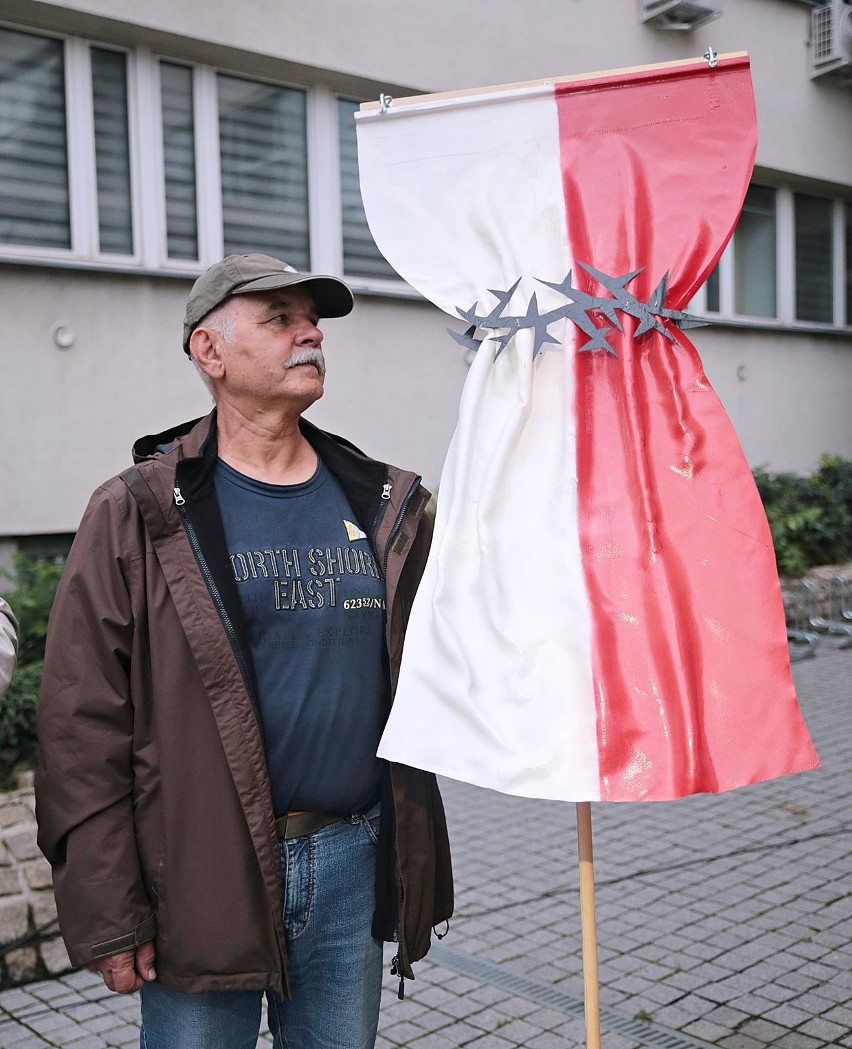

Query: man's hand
88,942,156,993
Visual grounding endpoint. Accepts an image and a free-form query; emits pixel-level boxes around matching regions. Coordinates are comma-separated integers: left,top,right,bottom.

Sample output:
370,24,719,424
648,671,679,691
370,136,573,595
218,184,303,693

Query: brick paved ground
0,647,849,1048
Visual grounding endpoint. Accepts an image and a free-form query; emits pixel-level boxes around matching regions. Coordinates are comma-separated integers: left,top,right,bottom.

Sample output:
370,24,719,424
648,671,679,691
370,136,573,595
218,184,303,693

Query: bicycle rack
827,574,852,624
799,578,852,648
784,587,820,661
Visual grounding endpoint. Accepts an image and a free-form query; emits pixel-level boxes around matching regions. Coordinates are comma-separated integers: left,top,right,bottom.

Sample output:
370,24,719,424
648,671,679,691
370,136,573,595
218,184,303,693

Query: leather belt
274,811,344,840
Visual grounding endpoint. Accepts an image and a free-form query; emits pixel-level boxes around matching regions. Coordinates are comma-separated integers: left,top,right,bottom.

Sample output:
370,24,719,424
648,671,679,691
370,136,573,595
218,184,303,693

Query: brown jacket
35,412,453,994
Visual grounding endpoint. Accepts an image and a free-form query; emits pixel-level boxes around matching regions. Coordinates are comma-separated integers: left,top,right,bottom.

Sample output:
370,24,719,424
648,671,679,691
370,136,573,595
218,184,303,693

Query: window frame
692,182,852,335
0,22,409,294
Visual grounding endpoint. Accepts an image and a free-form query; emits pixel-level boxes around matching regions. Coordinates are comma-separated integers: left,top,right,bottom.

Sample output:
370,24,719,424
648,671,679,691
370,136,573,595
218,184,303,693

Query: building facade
1,0,850,559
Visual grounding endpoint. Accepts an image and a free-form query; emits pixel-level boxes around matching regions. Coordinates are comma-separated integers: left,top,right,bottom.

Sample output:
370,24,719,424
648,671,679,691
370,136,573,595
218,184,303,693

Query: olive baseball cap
183,253,354,354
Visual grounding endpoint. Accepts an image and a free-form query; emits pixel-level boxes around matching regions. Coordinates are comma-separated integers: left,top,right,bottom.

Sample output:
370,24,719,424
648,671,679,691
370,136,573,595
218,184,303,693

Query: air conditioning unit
639,0,722,31
810,0,852,80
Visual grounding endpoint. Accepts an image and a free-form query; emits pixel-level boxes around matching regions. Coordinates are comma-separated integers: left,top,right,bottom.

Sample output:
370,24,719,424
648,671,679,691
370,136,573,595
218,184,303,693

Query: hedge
753,454,852,576
1,555,64,789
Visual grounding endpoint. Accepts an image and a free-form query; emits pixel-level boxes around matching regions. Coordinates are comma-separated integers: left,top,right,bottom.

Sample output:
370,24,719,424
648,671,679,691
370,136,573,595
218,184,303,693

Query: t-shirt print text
229,539,382,613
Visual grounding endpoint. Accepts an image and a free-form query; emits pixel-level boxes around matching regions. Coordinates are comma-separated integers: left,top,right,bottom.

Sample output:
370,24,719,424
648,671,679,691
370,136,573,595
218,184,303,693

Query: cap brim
231,273,354,318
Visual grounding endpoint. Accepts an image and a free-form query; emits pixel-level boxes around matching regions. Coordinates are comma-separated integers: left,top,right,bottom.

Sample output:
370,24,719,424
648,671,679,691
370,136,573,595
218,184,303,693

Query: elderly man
36,254,453,1049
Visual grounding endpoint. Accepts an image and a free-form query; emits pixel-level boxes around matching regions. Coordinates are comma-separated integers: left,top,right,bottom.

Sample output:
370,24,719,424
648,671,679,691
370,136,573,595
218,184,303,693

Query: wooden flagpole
576,802,602,1049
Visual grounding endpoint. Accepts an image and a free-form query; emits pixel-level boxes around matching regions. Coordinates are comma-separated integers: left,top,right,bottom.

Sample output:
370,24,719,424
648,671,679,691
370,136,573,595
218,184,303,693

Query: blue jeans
140,807,383,1049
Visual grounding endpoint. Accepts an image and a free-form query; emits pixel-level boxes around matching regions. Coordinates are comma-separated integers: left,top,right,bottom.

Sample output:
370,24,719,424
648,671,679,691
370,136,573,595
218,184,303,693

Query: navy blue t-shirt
214,456,388,815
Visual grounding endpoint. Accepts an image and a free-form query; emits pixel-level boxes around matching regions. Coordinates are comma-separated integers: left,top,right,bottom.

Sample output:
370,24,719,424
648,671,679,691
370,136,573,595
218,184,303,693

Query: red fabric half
555,57,819,800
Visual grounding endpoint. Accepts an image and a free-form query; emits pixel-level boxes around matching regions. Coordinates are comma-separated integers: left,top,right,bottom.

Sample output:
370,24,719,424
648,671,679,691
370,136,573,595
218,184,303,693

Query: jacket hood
132,415,210,464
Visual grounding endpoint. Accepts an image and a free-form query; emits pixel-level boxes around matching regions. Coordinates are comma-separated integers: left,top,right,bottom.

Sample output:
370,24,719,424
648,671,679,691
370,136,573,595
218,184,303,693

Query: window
337,98,396,280
697,184,851,331
0,25,398,287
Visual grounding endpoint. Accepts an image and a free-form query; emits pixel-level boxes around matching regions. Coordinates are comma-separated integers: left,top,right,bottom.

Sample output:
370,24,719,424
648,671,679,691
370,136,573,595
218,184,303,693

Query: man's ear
189,327,225,383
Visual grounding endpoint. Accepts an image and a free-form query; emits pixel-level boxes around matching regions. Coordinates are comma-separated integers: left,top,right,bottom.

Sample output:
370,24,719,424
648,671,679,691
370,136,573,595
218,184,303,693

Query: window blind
795,193,834,324
91,47,133,255
218,75,308,267
338,99,396,280
0,28,70,249
704,266,720,313
734,185,776,318
160,62,198,261
846,203,851,328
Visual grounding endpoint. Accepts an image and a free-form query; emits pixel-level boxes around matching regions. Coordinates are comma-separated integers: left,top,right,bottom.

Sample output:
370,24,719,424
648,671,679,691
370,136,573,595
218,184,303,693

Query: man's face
217,286,326,413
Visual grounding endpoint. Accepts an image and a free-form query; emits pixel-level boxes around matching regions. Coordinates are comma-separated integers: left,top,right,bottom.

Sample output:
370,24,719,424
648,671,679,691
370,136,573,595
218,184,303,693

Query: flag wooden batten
577,803,601,1049
357,52,750,116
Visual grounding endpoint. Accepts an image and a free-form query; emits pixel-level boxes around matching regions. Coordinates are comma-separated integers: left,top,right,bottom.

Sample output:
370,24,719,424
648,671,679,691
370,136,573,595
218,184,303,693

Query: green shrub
1,554,65,666
810,455,852,545
0,553,65,785
754,455,852,576
0,662,42,789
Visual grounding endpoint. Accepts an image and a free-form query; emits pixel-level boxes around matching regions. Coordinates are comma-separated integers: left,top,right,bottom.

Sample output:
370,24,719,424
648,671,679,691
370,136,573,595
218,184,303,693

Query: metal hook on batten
378,93,394,115
703,46,718,68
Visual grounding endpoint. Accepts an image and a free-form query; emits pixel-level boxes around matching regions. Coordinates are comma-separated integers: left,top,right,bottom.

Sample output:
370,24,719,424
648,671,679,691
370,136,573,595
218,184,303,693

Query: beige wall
696,326,852,474
1,268,207,534
0,268,465,534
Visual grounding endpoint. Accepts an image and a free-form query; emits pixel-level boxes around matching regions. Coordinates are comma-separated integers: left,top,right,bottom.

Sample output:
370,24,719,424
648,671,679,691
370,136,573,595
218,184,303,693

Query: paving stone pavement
0,647,849,1048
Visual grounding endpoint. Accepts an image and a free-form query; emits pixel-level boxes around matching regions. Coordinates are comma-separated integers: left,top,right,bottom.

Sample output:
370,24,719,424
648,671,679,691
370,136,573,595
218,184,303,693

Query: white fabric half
357,92,601,800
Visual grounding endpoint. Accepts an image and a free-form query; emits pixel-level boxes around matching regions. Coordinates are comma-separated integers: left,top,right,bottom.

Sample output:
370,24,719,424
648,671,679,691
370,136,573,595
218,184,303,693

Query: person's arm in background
0,595,18,697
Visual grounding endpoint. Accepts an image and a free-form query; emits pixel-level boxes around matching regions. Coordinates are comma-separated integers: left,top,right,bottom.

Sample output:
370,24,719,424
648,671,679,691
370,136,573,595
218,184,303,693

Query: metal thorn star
480,277,522,326
491,319,523,361
646,273,669,313
576,327,618,356
456,303,487,326
446,325,482,353
516,293,562,358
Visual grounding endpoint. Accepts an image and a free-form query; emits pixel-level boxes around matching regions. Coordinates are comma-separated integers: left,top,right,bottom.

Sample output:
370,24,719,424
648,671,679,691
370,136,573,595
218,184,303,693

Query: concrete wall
696,326,852,474
0,266,464,534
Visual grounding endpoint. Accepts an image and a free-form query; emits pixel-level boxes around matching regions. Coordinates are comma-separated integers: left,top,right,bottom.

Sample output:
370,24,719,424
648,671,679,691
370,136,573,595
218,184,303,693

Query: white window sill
693,313,852,339
0,250,423,300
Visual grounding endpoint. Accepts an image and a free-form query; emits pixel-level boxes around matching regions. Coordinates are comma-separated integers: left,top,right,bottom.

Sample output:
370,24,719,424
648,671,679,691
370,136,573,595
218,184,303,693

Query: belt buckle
276,810,339,840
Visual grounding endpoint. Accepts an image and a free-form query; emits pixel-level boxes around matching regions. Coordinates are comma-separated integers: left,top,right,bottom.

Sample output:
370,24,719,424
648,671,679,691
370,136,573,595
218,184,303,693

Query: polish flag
355,55,819,802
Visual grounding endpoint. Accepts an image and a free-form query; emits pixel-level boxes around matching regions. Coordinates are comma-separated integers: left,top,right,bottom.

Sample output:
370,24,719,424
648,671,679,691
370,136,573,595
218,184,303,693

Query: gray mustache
285,348,326,376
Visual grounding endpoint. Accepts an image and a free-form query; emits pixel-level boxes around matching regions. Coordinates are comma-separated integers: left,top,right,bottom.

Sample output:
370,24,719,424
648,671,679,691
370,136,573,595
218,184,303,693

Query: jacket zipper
389,863,410,998
370,481,393,572
172,489,263,732
174,485,290,989
376,475,422,578
373,474,423,998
